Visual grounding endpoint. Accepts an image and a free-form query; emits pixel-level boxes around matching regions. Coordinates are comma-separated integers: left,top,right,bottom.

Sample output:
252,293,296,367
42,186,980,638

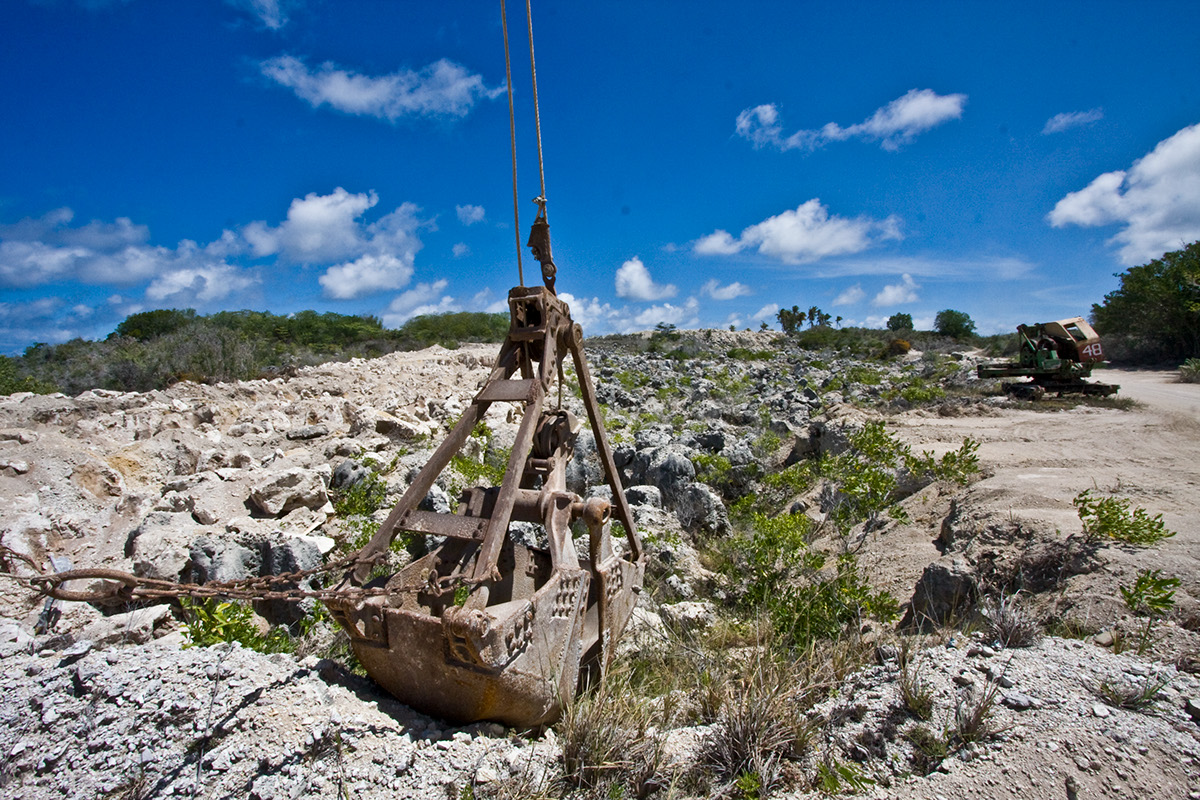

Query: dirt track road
880,368,1200,621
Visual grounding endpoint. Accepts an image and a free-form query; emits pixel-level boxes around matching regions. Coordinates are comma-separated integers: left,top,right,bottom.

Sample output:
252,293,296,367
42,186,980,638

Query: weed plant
951,678,1002,746
979,593,1041,648
1120,568,1180,654
180,597,296,653
1074,490,1176,545
1180,358,1200,383
1093,674,1170,711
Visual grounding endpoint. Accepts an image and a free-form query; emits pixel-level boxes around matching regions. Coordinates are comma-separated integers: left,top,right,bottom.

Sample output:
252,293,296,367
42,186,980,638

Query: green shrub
1073,490,1175,545
0,355,56,395
727,347,774,361
180,597,295,653
1180,358,1200,383
720,511,897,649
1120,568,1180,654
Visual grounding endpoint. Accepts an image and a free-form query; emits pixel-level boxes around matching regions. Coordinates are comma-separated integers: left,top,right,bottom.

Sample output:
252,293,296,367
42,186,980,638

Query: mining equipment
323,4,645,726
976,317,1119,399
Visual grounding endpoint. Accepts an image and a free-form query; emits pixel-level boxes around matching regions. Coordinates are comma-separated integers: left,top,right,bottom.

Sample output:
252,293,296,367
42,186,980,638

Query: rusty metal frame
328,285,643,726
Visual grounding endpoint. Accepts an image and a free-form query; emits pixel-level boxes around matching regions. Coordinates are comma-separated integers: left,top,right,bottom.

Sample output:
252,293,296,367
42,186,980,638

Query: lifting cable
501,0,551,287
500,0,523,286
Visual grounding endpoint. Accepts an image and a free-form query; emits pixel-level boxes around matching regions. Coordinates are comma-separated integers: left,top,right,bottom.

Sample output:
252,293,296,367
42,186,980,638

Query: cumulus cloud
737,89,966,152
872,273,919,306
456,205,485,225
147,262,258,304
244,187,380,262
629,297,700,332
1042,108,1103,135
833,284,865,306
452,243,470,258
1047,122,1200,264
559,292,620,333
240,189,425,299
615,257,677,301
382,279,454,327
0,208,254,292
260,55,503,121
751,303,778,322
319,253,414,299
700,279,752,300
694,199,902,264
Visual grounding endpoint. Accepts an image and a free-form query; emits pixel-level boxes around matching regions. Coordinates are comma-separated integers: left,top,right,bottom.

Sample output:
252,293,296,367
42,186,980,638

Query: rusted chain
1,543,490,607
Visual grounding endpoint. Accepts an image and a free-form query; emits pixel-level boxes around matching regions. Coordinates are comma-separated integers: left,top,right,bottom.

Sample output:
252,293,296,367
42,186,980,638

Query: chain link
1,544,485,607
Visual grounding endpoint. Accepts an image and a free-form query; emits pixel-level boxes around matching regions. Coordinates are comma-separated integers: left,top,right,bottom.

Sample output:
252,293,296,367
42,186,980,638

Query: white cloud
627,297,700,332
382,279,454,327
468,288,508,313
872,273,919,306
245,187,379,262
226,0,294,29
694,199,902,264
737,89,966,152
456,205,485,225
692,230,743,257
833,284,865,306
0,209,254,292
452,243,470,258
1042,108,1103,135
615,257,677,301
241,189,425,298
700,279,752,300
319,253,414,299
751,303,778,321
558,293,620,333
1047,122,1200,264
147,262,258,304
260,55,503,121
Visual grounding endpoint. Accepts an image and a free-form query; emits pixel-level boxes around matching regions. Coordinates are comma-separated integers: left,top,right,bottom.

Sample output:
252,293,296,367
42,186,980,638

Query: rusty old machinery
325,281,644,726
976,316,1120,399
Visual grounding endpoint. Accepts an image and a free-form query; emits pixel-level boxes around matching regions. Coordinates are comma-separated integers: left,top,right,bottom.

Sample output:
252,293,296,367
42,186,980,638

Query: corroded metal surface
977,316,1120,397
327,284,644,727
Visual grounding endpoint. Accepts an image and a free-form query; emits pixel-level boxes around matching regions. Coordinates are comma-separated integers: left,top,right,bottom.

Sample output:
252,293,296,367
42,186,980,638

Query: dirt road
876,368,1200,627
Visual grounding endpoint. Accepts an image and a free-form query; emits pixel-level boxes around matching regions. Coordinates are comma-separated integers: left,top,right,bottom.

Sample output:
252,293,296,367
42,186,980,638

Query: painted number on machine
1080,342,1104,360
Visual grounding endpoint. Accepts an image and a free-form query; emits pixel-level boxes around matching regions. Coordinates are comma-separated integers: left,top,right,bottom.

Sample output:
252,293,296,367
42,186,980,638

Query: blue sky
3,0,1200,354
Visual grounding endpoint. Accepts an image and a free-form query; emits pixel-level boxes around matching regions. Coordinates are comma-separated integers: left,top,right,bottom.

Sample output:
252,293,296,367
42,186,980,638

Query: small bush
704,657,799,795
1093,674,1170,711
1120,568,1180,654
882,338,911,358
898,656,934,721
727,347,774,362
904,724,948,775
952,678,1001,746
180,598,295,653
1179,358,1200,383
1074,490,1175,545
557,666,662,796
979,593,1041,648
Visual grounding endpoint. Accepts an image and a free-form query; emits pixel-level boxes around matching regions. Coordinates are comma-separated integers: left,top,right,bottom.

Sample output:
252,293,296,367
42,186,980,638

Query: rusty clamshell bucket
327,286,644,727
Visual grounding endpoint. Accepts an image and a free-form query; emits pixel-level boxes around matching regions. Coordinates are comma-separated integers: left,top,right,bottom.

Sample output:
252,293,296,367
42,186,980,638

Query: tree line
1090,240,1200,362
1,309,509,396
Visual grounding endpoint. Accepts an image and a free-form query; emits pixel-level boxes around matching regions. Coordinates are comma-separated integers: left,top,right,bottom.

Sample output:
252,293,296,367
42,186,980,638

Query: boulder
80,603,174,646
126,511,211,581
249,467,330,516
674,483,731,537
903,555,978,629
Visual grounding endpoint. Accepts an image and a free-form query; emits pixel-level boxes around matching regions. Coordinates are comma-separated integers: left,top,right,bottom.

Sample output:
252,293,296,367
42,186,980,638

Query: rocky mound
1,332,1198,799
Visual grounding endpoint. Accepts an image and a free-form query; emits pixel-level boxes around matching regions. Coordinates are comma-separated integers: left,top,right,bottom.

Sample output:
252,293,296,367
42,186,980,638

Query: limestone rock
250,467,330,516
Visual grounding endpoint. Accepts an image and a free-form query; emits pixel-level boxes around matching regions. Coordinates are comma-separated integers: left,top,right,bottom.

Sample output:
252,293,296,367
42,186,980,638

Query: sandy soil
869,369,1200,636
